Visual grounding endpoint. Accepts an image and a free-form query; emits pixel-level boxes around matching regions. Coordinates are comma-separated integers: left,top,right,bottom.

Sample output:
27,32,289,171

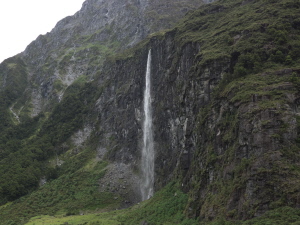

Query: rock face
19,0,207,116
80,28,300,217
80,0,300,218
185,69,300,220
0,0,210,206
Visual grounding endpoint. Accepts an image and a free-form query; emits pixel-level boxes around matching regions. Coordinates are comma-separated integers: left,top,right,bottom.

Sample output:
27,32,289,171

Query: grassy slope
0,147,121,225
24,186,300,225
177,0,300,65
25,182,198,225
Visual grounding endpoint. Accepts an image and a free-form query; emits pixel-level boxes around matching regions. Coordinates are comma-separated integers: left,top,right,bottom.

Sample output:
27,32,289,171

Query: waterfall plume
141,49,154,201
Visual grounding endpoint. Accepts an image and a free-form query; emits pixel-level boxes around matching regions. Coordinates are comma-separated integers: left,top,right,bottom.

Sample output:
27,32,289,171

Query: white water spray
141,49,154,201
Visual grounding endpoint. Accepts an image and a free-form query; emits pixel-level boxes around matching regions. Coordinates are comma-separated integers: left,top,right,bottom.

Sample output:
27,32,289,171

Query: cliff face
18,0,207,117
0,0,211,210
186,69,300,220
95,40,300,220
0,0,300,223
87,36,228,203
84,0,300,219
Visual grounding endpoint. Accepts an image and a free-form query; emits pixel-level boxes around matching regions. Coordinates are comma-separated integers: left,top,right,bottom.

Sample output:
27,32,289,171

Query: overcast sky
0,0,85,63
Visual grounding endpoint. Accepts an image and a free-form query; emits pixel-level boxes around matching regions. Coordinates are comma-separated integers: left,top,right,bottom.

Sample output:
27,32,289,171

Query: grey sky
0,0,85,63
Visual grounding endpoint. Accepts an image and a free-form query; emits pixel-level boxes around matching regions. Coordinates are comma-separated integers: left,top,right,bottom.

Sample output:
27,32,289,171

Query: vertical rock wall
90,31,230,202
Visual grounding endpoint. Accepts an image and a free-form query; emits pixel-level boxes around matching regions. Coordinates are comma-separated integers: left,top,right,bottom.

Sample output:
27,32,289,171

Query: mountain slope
20,0,208,117
0,0,207,205
0,0,300,224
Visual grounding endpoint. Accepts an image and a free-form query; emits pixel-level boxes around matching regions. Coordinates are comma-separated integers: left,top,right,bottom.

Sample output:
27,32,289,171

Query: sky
0,0,86,63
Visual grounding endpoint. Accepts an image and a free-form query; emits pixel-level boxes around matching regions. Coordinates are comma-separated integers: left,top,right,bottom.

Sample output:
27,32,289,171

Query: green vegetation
189,67,300,222
0,56,28,130
23,182,197,225
174,0,300,222
0,181,197,224
117,182,198,225
174,0,300,72
0,147,120,225
0,76,103,205
23,187,300,225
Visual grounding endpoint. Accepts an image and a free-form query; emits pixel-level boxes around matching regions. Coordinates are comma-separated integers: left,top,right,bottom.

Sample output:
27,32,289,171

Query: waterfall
141,49,154,201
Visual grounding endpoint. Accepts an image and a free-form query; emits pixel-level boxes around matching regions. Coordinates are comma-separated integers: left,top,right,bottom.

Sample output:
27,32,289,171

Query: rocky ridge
19,0,209,117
